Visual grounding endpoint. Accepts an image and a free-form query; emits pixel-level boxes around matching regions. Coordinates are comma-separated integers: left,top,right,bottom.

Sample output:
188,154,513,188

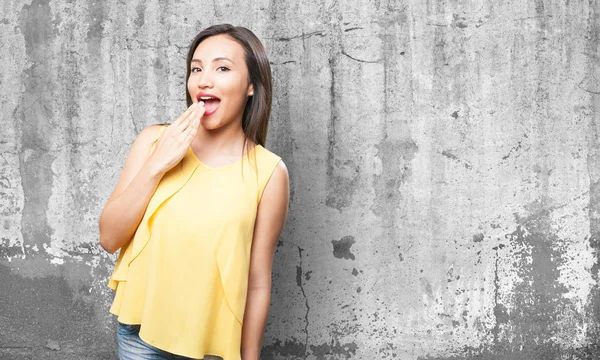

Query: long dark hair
185,24,272,153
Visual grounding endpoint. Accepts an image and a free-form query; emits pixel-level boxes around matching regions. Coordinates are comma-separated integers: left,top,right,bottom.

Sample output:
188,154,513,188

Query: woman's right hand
147,102,205,174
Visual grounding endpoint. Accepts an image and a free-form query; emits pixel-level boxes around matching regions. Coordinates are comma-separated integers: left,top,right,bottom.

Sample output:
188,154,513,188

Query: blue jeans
116,322,222,360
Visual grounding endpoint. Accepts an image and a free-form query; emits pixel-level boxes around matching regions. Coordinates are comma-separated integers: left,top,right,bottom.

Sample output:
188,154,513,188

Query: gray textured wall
1,0,599,359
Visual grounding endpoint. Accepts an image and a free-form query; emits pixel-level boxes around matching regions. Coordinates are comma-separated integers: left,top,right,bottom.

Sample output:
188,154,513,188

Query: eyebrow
191,57,234,64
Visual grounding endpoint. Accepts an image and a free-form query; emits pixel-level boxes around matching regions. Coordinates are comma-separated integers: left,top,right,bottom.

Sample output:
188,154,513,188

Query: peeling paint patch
420,199,581,359
419,277,434,300
310,338,358,359
441,150,473,170
262,337,357,359
372,139,418,222
325,158,360,211
418,344,600,360
50,257,64,265
332,236,356,260
261,338,305,358
503,208,570,348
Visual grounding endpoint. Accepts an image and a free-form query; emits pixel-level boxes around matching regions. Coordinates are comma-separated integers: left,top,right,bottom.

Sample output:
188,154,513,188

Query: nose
197,70,213,89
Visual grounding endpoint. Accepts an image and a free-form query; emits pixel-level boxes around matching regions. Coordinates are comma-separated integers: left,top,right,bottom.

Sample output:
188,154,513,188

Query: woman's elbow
98,233,118,254
99,238,118,254
98,218,118,254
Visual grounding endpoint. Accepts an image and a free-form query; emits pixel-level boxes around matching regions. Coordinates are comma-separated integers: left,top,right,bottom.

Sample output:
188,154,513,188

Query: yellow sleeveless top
107,126,282,359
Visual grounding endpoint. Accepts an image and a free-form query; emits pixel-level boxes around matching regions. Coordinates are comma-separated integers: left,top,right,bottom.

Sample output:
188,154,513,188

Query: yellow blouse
107,126,282,359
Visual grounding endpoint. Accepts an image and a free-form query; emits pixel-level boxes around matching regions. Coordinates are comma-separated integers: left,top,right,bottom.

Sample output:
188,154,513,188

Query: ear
247,83,254,97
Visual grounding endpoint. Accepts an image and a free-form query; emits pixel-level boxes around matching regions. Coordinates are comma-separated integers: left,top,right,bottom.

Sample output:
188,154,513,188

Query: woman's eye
191,67,202,72
217,66,230,72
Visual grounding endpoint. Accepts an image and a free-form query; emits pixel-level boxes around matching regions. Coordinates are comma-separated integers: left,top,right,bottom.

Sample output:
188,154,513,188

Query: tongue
203,99,220,113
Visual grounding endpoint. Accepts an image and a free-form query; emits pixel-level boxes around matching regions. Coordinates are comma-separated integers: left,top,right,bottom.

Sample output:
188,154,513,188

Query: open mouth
197,95,221,116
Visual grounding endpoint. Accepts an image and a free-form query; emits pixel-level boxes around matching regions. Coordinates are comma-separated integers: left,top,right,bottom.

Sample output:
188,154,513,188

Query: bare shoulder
125,123,167,167
272,160,289,180
263,159,289,200
105,124,167,203
134,124,166,147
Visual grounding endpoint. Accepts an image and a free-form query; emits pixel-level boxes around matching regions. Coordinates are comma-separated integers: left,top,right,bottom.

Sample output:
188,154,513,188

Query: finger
196,103,205,122
175,103,202,133
172,102,200,129
179,102,205,132
172,104,196,128
184,118,199,144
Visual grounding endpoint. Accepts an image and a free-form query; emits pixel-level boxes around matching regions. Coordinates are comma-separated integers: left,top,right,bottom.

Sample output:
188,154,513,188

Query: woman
99,24,289,360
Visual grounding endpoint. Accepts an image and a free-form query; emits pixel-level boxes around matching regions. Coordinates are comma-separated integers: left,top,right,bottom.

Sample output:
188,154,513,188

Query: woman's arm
241,161,290,360
99,103,204,254
98,124,166,254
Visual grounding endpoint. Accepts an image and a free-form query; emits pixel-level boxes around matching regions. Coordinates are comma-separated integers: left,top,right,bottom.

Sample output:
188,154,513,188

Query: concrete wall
1,0,599,359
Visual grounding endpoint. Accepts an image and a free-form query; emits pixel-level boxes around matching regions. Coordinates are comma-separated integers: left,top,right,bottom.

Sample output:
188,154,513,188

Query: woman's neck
193,120,254,155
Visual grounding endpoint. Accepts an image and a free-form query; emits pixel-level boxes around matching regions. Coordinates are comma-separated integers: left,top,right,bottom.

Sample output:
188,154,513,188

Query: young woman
99,24,289,360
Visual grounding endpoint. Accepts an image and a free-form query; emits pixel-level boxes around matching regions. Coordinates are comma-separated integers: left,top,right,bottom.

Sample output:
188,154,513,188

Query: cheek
186,77,193,93
218,75,248,95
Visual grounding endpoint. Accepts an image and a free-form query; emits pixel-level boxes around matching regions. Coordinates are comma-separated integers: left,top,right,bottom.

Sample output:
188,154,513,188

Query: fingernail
199,101,205,107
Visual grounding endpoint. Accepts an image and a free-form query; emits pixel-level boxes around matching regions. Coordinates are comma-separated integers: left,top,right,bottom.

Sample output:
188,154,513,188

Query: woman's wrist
143,156,167,179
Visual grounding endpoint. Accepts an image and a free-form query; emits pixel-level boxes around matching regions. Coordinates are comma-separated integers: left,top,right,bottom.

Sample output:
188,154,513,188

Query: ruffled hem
107,153,199,290
215,241,249,325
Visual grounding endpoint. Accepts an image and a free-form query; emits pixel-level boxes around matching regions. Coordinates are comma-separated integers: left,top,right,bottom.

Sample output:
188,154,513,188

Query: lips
197,93,221,116
203,100,220,116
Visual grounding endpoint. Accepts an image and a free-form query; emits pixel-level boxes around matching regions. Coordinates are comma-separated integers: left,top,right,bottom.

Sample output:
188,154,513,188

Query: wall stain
86,0,106,58
153,2,172,139
134,3,146,28
17,0,58,254
325,6,361,212
262,339,305,359
441,150,473,169
262,337,357,360
419,277,434,300
296,246,310,357
371,0,417,256
504,213,568,350
420,200,577,359
0,263,114,357
492,244,508,345
325,49,359,212
472,233,484,242
332,235,356,260
452,14,468,29
501,134,528,161
263,8,297,204
310,338,358,359
276,30,326,42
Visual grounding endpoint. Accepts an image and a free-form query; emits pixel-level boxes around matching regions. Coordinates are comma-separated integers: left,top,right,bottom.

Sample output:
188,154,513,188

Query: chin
200,118,225,131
